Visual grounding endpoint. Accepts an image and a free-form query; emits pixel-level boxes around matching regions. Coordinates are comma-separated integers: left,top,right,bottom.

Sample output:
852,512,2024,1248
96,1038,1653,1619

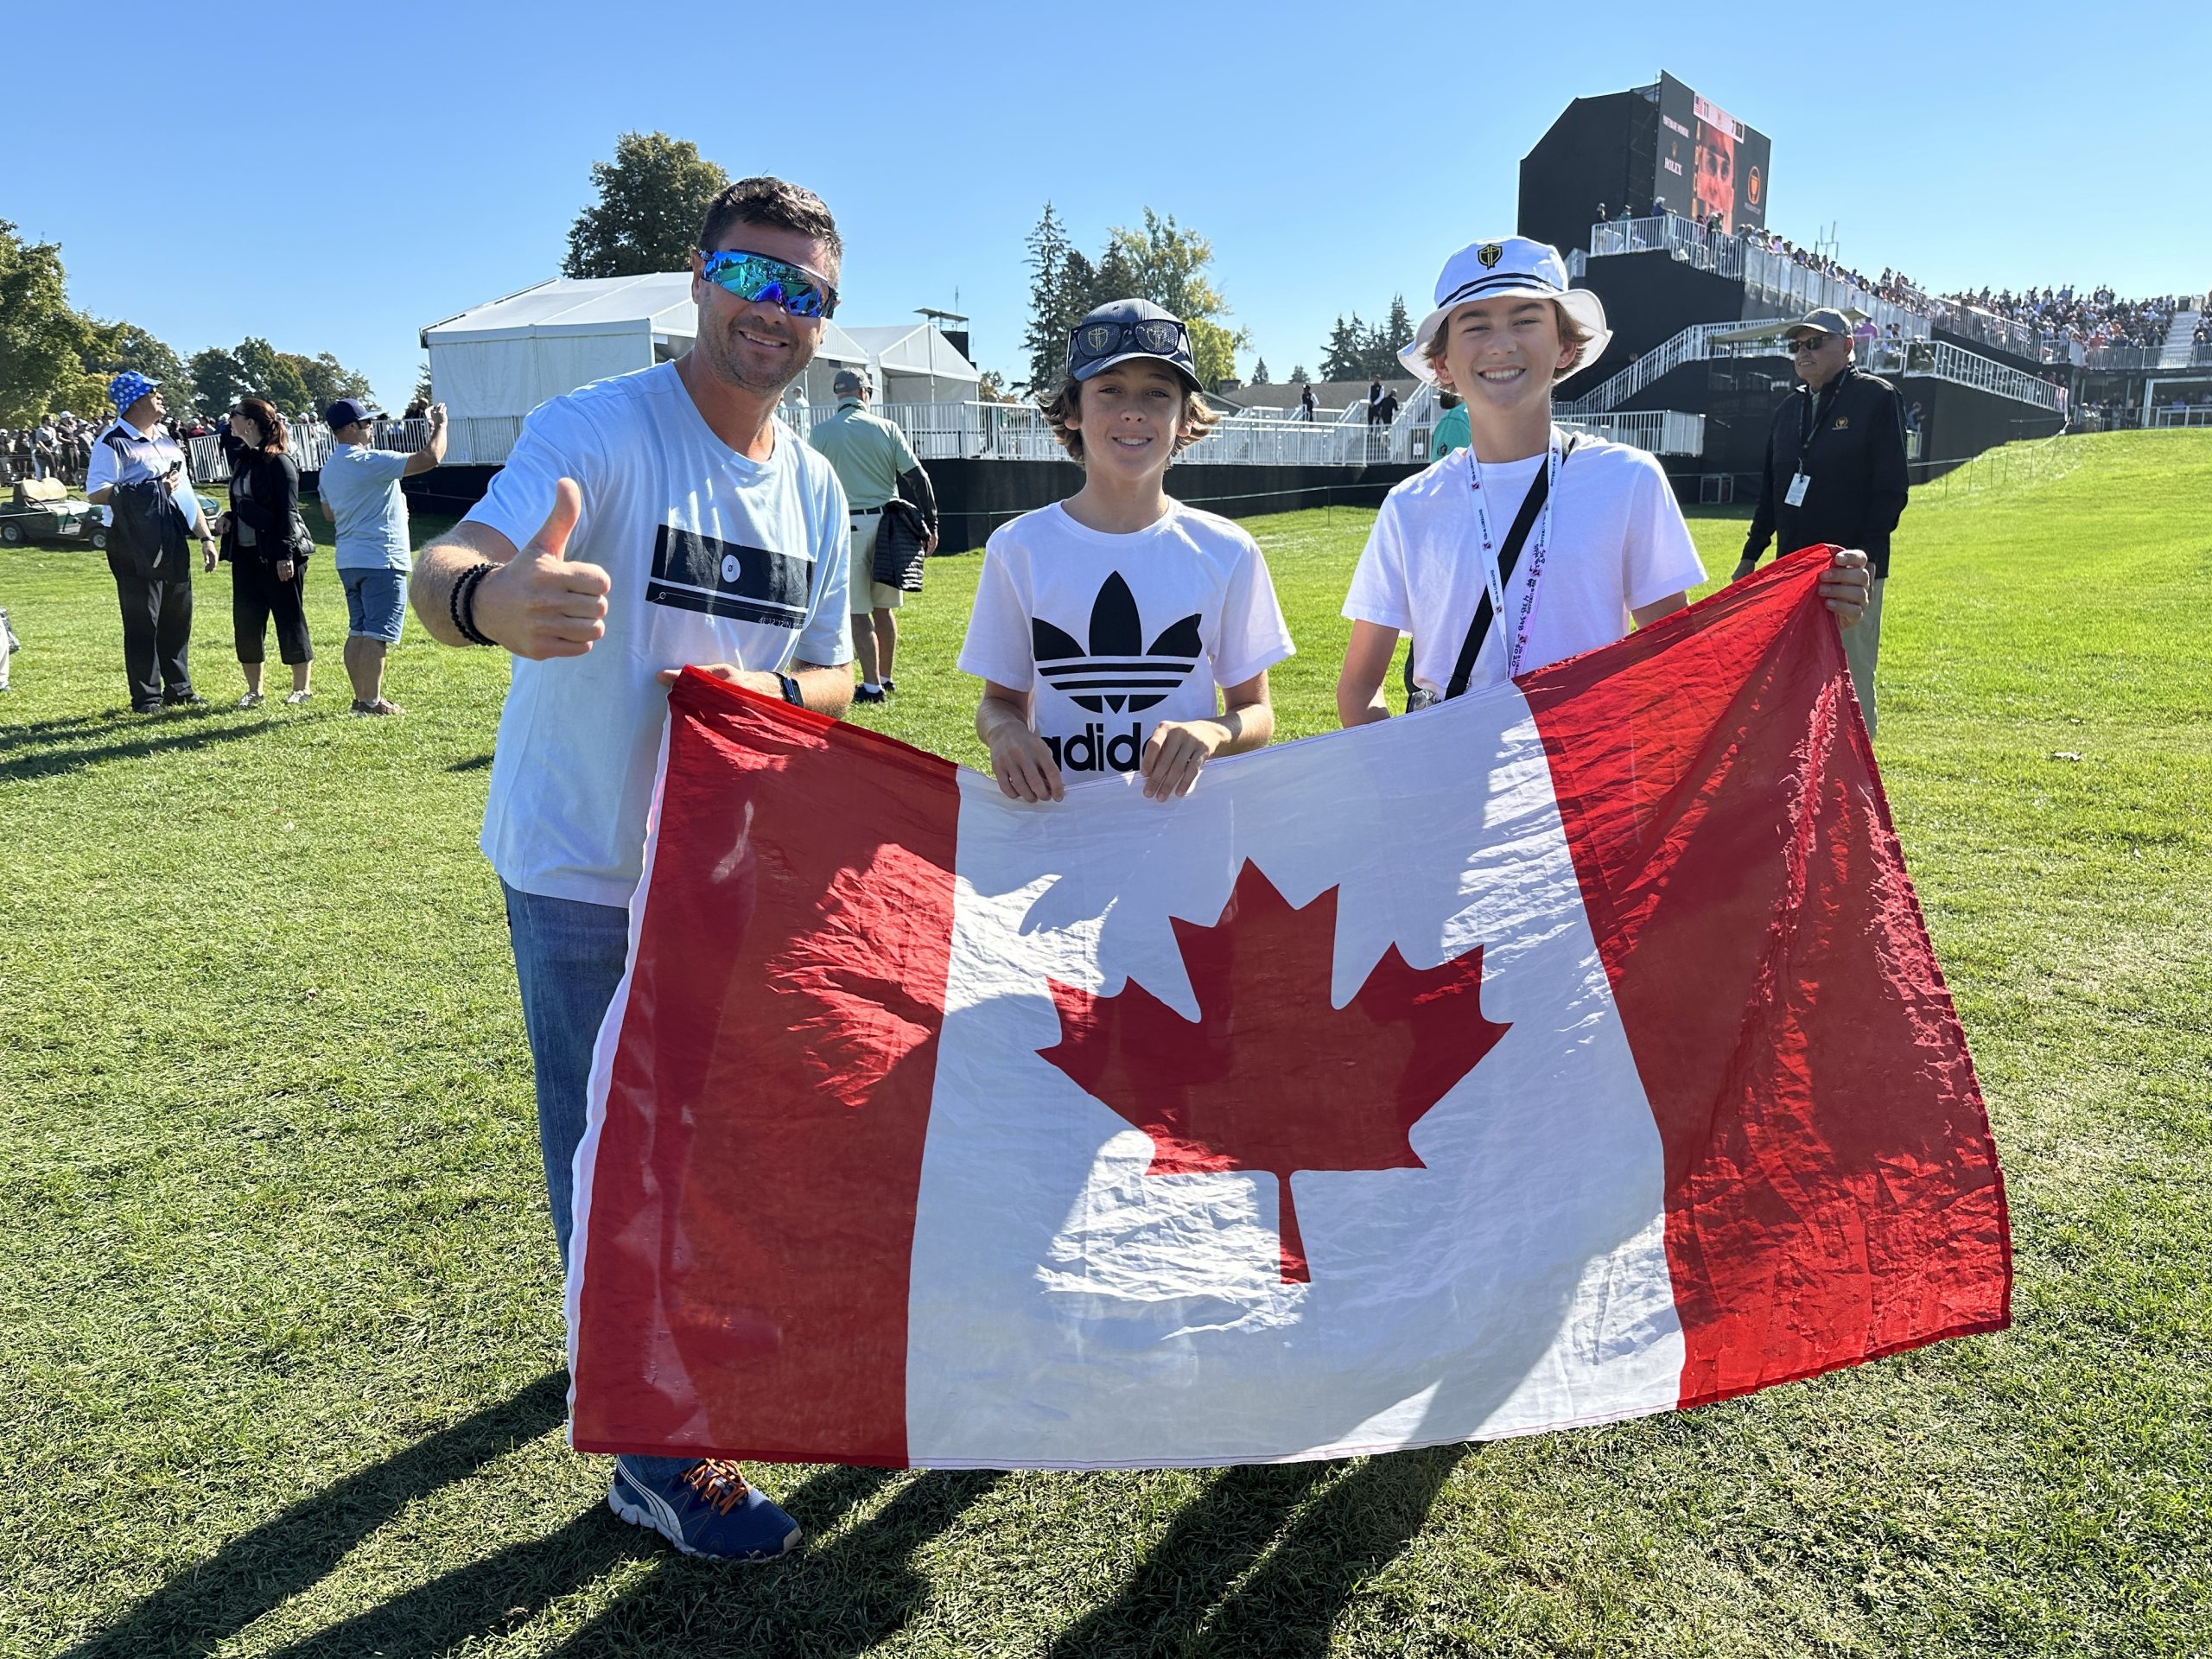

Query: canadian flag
568,547,2010,1471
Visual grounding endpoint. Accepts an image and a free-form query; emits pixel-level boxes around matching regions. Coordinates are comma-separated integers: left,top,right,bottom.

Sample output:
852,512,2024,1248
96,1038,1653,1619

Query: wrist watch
776,672,804,707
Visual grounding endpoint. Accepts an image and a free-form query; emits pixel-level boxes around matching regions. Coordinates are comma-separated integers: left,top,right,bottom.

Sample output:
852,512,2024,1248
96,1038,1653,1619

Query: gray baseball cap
1781,308,1853,340
833,367,870,397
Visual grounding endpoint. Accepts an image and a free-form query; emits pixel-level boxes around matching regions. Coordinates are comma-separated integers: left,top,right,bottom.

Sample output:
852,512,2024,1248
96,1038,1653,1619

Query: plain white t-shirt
958,501,1295,782
467,362,853,907
1343,435,1705,696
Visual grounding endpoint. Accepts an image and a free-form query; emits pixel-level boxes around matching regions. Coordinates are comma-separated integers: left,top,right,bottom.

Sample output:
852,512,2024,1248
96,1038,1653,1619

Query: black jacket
222,447,302,564
1744,364,1910,577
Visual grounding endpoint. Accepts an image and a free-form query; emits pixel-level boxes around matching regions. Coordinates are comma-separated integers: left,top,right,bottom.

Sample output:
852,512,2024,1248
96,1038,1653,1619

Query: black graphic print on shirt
1031,570,1203,714
647,524,811,627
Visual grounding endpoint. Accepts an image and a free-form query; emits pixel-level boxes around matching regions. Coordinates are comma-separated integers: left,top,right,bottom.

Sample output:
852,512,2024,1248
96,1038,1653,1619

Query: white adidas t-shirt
467,362,853,907
958,501,1295,782
1344,435,1706,697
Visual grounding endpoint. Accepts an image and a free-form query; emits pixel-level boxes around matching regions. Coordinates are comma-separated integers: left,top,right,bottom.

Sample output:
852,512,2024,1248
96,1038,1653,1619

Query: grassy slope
1,434,2204,1657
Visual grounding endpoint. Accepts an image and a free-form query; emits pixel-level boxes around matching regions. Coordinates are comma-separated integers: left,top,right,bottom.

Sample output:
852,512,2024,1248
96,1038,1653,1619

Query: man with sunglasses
1734,307,1909,735
410,176,855,1565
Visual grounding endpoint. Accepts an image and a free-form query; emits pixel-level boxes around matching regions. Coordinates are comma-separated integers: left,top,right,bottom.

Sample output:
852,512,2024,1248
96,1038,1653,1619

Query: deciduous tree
563,131,730,279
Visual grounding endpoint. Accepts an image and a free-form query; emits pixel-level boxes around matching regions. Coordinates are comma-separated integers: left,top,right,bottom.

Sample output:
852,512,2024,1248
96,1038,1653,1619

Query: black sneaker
853,685,887,705
881,678,896,695
163,690,207,708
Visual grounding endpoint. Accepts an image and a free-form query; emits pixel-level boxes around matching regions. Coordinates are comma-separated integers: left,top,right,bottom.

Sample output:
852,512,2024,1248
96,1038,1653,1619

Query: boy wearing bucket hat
959,298,1293,803
1336,238,1869,724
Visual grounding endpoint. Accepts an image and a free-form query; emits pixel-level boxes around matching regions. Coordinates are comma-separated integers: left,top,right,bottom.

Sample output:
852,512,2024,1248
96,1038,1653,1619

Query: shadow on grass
537,1467,999,1657
1045,1446,1465,1659
62,1372,570,1659
0,711,118,751
0,715,264,784
448,753,493,772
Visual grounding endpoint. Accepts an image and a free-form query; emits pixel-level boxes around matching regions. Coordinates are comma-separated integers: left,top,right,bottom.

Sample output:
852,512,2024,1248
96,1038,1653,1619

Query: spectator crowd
1940,285,2190,353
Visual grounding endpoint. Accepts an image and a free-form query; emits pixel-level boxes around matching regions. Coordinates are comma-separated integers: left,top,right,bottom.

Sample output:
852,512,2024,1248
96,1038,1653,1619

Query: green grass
3,432,2207,1657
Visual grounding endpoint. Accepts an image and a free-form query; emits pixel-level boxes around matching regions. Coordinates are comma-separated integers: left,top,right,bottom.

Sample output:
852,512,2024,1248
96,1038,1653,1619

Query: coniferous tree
1249,358,1270,385
1020,203,1074,394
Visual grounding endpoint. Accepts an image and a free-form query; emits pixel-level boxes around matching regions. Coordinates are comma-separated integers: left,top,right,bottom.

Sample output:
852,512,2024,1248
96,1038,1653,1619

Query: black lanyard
1796,368,1849,467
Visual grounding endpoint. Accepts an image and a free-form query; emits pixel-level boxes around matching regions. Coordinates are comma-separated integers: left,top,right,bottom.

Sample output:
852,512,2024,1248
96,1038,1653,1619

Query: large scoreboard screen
1656,73,1770,233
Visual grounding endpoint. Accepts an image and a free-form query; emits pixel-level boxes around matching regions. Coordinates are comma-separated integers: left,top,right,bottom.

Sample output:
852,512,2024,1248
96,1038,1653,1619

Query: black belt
849,505,885,517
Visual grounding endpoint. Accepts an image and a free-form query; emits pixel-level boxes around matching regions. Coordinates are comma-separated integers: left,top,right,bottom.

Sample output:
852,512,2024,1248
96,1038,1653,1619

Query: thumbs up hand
471,479,611,658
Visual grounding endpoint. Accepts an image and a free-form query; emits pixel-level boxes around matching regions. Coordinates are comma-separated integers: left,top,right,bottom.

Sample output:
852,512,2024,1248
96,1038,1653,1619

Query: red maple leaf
1038,861,1510,1283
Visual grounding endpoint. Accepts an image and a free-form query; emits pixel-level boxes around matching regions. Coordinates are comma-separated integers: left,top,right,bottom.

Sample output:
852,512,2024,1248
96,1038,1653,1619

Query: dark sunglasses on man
699,249,839,321
1786,335,1839,355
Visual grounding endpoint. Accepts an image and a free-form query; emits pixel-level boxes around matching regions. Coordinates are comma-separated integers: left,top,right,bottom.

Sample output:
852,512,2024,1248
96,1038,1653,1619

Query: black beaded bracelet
450,561,497,646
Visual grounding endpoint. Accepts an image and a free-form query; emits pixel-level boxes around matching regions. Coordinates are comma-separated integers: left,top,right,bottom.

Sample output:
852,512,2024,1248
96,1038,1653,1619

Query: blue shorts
341,567,407,643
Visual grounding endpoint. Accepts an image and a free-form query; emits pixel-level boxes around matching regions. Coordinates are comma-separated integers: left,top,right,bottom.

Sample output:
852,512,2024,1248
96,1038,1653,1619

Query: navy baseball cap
324,397,373,429
1068,299,1200,391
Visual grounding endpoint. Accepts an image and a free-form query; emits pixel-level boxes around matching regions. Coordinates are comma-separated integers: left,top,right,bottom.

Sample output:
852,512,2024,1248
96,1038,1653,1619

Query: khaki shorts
847,512,905,613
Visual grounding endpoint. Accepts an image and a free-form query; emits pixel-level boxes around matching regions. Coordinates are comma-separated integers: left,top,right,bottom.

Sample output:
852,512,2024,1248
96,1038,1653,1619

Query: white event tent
422,275,976,464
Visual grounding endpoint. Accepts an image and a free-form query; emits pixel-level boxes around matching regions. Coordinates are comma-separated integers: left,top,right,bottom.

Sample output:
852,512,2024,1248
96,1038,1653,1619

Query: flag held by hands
566,547,2010,1471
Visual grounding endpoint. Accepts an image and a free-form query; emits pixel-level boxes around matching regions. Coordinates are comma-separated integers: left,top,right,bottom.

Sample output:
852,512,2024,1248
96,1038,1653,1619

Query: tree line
1020,205,1250,395
0,220,378,429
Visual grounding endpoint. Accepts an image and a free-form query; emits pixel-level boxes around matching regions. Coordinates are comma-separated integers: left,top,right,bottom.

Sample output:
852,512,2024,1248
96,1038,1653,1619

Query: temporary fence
188,417,430,484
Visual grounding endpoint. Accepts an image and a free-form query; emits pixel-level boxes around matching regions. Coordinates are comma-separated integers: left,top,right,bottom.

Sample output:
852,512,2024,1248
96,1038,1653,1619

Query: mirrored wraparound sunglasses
1071,317,1189,359
700,249,839,320
1786,335,1838,354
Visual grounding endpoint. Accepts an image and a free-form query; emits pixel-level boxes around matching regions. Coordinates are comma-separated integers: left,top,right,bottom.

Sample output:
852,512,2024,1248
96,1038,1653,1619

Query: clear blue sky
12,2,2209,408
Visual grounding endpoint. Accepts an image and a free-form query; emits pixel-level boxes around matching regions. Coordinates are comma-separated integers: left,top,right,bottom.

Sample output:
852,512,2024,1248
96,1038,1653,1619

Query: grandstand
1524,74,2206,494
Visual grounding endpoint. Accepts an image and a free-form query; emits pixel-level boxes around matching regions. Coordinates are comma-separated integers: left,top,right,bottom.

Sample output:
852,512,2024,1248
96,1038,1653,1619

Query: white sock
861,682,882,694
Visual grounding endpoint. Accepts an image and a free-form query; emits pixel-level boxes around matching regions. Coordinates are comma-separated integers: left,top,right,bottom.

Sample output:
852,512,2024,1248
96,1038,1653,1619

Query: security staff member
1734,307,1908,734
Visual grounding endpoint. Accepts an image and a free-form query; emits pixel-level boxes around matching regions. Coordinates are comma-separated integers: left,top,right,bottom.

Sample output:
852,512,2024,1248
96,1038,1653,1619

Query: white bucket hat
1399,236,1613,386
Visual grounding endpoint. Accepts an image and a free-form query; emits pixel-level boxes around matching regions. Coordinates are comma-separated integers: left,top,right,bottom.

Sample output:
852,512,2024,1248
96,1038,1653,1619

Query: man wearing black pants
85,372,216,712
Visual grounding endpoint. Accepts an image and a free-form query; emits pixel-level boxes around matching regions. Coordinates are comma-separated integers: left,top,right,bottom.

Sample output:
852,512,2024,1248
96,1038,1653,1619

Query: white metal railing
1555,410,1705,454
188,417,431,483
2148,404,2212,428
1586,216,1932,341
1560,321,1751,415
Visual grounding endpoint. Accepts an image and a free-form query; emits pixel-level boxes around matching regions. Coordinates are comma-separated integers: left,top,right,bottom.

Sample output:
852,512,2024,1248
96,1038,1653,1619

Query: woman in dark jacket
217,397,313,708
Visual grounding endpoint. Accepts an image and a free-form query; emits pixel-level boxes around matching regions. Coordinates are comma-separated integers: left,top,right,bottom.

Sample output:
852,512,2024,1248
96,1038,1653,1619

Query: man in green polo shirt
809,369,938,702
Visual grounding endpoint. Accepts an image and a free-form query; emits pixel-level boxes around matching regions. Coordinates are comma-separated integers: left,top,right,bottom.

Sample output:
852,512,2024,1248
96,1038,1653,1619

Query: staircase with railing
1560,323,2066,421
2158,305,2201,369
1578,215,1933,341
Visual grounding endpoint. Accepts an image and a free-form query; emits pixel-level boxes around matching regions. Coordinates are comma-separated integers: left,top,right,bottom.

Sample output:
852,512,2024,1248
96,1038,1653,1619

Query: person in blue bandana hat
85,372,217,712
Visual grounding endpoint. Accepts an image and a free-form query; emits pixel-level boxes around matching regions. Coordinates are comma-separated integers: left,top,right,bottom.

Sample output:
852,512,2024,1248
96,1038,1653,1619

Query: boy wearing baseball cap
960,299,1294,803
1336,237,1869,723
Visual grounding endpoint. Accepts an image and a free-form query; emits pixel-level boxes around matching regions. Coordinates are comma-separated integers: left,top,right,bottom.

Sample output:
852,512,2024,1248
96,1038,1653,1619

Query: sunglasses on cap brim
699,249,839,321
1070,317,1189,360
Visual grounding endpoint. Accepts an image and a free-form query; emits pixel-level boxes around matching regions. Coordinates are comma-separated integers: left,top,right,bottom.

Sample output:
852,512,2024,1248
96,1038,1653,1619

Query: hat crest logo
1477,244,1504,269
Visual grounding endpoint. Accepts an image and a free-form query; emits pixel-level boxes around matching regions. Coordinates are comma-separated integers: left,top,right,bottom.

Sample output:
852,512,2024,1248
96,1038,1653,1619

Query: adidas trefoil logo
1032,571,1202,714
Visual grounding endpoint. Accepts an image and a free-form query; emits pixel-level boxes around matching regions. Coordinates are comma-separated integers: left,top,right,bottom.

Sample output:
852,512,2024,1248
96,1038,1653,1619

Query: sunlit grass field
2,432,2205,1656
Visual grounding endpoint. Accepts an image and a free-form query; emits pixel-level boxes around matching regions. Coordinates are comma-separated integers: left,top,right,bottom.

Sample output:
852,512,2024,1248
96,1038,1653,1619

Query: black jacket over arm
1743,365,1910,577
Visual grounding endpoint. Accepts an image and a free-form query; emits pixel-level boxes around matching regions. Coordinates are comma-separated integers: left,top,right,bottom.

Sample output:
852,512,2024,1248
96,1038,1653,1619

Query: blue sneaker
608,1455,801,1561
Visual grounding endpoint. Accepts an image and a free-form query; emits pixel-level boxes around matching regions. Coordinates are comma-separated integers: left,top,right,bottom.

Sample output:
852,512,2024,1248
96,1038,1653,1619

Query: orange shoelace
680,1459,753,1516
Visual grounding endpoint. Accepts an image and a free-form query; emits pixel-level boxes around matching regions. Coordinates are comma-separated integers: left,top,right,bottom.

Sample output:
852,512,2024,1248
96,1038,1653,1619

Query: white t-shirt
467,362,853,907
958,501,1295,782
1343,435,1705,696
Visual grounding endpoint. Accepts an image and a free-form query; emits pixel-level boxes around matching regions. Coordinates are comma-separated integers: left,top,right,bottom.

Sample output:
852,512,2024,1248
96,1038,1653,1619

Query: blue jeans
341,567,408,643
501,880,630,1270
502,880,694,1485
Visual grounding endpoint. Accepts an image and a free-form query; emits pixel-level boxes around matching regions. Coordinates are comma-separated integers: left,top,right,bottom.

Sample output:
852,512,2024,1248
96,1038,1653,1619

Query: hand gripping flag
567,547,2010,1470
